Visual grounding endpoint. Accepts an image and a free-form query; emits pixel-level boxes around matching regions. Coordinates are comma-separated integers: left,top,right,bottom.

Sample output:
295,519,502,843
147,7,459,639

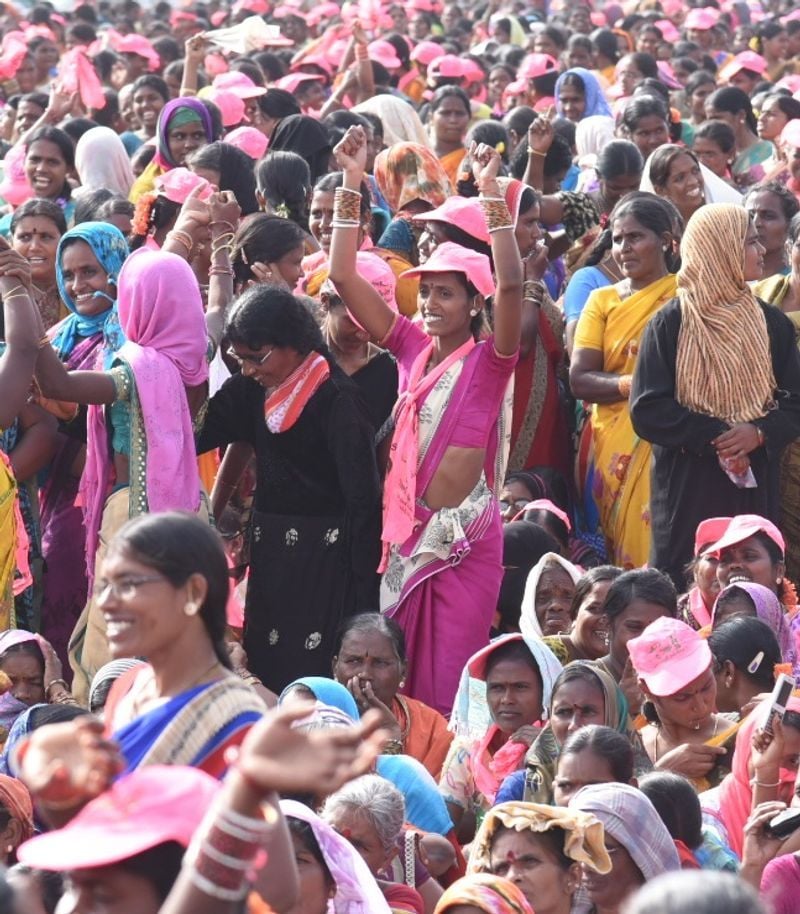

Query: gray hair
623,872,766,914
322,775,406,852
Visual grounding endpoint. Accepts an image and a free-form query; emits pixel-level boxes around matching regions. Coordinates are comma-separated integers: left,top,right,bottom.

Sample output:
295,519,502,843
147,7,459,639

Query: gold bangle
167,230,193,254
479,196,513,233
528,149,546,157
2,284,26,298
618,374,633,398
334,186,362,224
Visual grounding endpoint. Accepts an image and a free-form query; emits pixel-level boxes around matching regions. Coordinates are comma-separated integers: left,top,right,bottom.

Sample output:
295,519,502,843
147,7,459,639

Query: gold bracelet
479,196,513,233
2,284,25,298
528,149,546,157
618,374,633,398
334,186,362,224
167,230,193,254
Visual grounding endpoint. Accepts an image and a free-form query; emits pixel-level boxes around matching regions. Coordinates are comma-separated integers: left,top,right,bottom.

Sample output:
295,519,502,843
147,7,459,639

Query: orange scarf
264,353,330,434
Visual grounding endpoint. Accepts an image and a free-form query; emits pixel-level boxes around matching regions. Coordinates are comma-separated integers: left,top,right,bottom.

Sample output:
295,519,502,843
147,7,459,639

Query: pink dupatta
82,250,208,578
380,336,475,570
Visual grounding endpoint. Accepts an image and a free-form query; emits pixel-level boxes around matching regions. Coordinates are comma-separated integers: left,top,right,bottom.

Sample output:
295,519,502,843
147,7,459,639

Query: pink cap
467,633,526,680
412,196,490,244
368,39,402,70
628,617,713,697
276,72,325,94
115,34,160,71
518,53,558,80
523,499,572,532
18,767,219,871
429,54,467,79
0,143,32,207
323,253,398,329
694,517,732,555
306,3,341,26
655,19,681,42
156,168,215,204
213,71,267,99
210,9,229,26
704,514,785,558
504,78,529,98
204,52,229,76
782,8,800,23
782,119,800,148
401,241,495,298
233,0,271,12
685,7,719,29
719,50,767,82
292,53,335,76
225,126,269,158
461,59,486,85
776,75,800,94
411,41,445,66
204,88,245,126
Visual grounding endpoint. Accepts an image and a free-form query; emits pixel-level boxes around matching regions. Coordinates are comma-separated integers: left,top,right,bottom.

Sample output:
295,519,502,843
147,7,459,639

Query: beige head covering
468,801,612,875
674,203,776,424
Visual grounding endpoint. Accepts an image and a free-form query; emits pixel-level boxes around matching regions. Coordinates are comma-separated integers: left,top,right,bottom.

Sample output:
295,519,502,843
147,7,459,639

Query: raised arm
205,191,240,350
472,142,523,356
34,341,117,405
328,125,396,342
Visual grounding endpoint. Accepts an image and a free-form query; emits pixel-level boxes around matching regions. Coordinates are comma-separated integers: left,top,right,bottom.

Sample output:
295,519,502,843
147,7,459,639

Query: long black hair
226,283,326,358
231,213,307,286
255,151,312,230
188,141,259,215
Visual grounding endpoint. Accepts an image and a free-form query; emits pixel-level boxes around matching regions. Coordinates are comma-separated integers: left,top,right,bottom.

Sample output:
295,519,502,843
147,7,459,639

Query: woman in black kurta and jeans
197,284,381,692
631,203,800,588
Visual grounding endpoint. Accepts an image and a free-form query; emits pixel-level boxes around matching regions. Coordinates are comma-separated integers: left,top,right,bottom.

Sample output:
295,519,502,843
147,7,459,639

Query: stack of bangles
332,186,362,228
167,229,193,256
186,797,276,901
2,284,31,301
523,280,544,305
210,228,235,277
618,374,633,398
478,196,513,233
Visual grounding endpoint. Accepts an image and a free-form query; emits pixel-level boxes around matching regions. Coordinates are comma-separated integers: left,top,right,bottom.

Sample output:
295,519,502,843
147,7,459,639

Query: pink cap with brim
782,119,800,148
368,40,402,70
233,0,271,13
213,71,267,99
719,50,767,82
655,19,681,42
685,7,719,29
462,59,486,85
704,513,785,558
518,53,558,80
292,53,335,76
628,617,713,697
411,41,445,65
115,34,160,71
400,241,495,298
429,55,467,79
412,196,490,244
276,72,325,94
225,126,269,158
468,633,524,681
0,143,32,208
17,766,219,871
156,168,215,204
306,4,341,27
323,252,398,329
203,88,246,126
504,78,529,97
694,516,732,554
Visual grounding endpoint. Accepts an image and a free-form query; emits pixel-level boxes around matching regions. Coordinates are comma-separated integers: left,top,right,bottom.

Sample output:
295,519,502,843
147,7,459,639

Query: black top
350,350,398,440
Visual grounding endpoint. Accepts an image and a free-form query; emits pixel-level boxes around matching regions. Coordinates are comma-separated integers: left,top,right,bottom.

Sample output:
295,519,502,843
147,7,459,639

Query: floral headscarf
374,143,451,213
434,874,534,914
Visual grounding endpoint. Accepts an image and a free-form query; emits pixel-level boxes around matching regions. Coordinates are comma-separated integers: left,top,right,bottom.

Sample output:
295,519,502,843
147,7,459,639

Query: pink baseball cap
467,632,526,680
115,34,160,71
461,59,486,85
694,517,732,555
276,72,325,94
412,196,490,244
233,0,271,12
291,53,335,76
225,126,269,158
17,766,220,871
306,4,341,27
401,241,495,298
213,71,267,99
156,168,215,204
719,50,767,82
368,40,402,70
429,54,467,79
782,119,800,148
203,88,246,126
518,53,558,80
628,617,713,697
411,41,445,66
504,78,529,98
704,514,785,558
322,253,398,328
685,7,719,29
655,19,681,42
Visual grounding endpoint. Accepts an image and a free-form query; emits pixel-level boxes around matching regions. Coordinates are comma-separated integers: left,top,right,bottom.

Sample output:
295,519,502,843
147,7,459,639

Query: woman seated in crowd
709,617,782,718
551,725,637,807
520,552,581,639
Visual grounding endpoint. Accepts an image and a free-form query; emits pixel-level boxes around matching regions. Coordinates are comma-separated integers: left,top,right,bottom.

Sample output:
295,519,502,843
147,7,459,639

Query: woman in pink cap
329,126,523,715
628,616,734,791
677,516,730,630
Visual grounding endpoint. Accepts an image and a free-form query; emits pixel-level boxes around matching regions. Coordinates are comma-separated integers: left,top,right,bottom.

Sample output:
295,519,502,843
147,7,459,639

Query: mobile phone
766,808,800,839
761,673,796,736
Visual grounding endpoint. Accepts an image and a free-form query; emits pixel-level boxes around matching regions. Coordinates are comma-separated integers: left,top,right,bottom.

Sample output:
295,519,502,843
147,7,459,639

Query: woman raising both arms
328,126,523,715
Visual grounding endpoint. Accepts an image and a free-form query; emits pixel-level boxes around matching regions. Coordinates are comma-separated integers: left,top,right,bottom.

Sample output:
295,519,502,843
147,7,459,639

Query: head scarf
640,155,743,205
88,658,146,713
354,96,430,148
0,703,43,776
434,874,534,914
279,676,359,721
269,115,332,183
712,582,795,668
0,633,43,734
569,782,681,879
74,127,135,198
281,799,392,914
575,115,616,181
520,553,582,641
155,98,214,170
674,204,776,425
376,755,454,835
50,222,129,365
497,178,529,228
714,697,800,858
469,801,611,875
374,143,451,213
81,249,209,580
498,522,561,632
555,69,613,119
0,773,33,841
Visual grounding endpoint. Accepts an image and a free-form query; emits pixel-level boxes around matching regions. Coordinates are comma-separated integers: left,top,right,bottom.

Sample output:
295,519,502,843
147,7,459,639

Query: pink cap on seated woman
703,514,785,558
694,516,732,554
627,616,713,696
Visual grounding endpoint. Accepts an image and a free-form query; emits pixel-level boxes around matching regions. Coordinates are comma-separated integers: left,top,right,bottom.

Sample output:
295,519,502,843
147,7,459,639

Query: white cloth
353,95,431,148
204,16,287,54
520,552,582,642
74,126,134,199
640,153,743,206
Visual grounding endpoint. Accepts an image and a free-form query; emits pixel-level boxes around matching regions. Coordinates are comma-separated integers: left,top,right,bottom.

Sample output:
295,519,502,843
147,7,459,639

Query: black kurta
197,365,382,691
630,298,800,588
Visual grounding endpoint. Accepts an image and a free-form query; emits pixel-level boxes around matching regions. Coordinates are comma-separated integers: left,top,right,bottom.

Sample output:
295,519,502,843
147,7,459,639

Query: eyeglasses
93,575,165,602
227,347,274,367
498,497,530,513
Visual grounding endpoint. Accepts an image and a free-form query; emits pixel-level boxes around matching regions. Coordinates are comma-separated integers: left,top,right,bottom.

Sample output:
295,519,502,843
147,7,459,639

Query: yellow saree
574,274,677,567
0,451,17,630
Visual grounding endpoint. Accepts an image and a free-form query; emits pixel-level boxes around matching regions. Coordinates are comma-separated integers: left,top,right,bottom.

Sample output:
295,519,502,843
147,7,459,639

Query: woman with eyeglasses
196,281,382,694
29,190,241,703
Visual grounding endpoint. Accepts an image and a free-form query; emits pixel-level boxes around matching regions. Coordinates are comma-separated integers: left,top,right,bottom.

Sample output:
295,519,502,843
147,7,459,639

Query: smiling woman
10,198,66,330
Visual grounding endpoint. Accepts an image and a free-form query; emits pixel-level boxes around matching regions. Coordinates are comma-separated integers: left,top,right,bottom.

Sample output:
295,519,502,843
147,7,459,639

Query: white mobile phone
761,673,796,736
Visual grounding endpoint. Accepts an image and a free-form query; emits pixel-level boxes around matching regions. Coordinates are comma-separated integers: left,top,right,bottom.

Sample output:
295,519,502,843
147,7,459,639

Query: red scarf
264,353,330,434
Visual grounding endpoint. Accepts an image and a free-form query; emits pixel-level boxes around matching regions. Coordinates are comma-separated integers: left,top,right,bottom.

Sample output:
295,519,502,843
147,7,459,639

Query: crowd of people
0,0,799,911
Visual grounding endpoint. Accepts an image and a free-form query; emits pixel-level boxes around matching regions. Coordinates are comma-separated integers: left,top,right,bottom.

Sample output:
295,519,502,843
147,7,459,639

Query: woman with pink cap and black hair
328,126,523,716
677,516,731,630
